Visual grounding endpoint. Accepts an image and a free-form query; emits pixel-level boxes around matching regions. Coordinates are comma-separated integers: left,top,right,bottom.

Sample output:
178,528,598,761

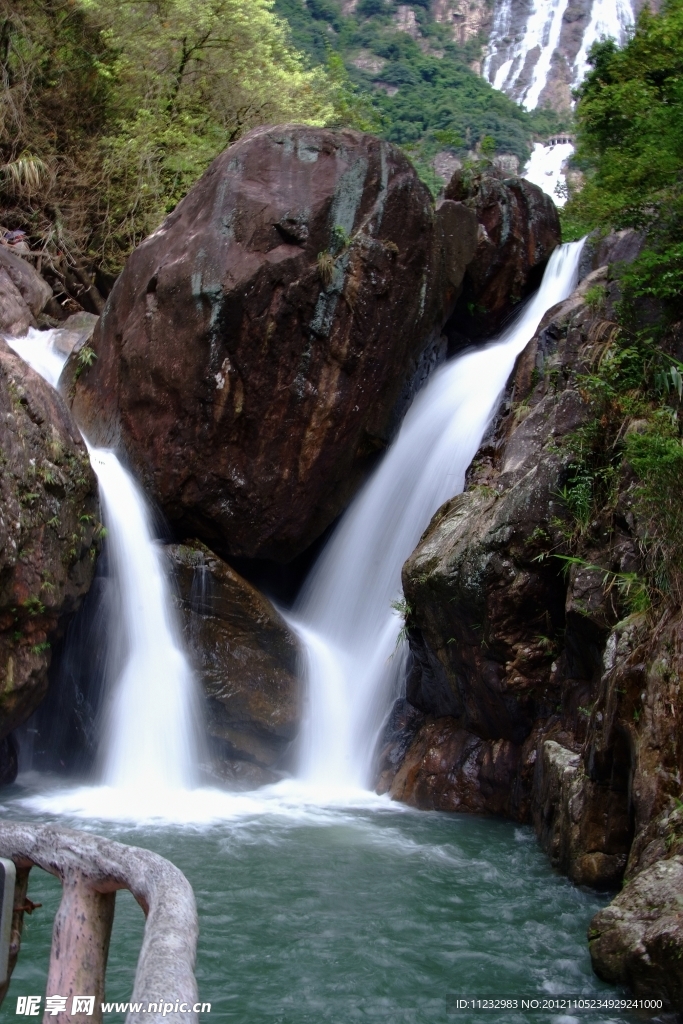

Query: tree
0,0,340,270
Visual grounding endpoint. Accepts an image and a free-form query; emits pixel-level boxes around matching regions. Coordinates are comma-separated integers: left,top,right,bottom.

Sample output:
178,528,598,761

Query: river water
2,780,632,1024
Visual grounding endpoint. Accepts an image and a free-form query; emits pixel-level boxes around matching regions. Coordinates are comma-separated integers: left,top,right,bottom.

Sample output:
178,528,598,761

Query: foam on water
16,776,395,827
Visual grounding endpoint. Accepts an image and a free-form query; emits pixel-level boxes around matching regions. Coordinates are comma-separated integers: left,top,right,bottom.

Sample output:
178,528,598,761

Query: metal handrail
0,823,199,1023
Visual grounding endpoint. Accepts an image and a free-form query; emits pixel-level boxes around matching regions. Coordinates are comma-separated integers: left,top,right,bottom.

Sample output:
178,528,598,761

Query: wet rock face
534,740,632,888
444,171,561,339
589,856,683,1008
166,542,300,777
0,246,53,336
72,125,477,563
0,340,99,775
380,715,523,816
389,259,643,847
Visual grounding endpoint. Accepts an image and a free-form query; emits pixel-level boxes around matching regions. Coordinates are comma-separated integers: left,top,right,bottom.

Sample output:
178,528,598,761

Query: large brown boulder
166,542,300,783
0,246,53,337
0,339,99,782
71,125,477,562
444,170,561,338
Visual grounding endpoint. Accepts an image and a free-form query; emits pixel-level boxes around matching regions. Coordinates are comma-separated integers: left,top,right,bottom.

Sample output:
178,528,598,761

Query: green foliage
391,596,412,646
1,0,344,270
72,343,97,381
556,469,594,531
583,283,606,314
330,224,352,253
568,3,683,230
625,430,683,600
555,321,683,604
21,595,45,616
563,0,683,322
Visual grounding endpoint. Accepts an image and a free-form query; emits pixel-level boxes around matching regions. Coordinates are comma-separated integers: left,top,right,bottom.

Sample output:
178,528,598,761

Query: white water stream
290,239,585,791
4,239,583,822
88,449,201,791
523,140,574,206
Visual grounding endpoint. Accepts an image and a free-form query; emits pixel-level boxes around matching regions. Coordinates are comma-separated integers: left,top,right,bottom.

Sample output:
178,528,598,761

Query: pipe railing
0,823,199,1024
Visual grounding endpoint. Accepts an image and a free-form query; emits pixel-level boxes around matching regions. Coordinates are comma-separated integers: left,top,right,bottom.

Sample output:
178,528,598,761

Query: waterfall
482,0,570,110
523,140,575,205
483,0,634,110
88,450,200,791
572,0,635,86
6,327,72,390
290,239,585,790
6,242,583,819
4,329,201,796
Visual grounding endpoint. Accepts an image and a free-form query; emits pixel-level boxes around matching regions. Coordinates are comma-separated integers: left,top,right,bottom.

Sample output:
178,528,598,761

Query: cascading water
5,241,583,818
4,329,201,804
88,449,200,792
572,0,635,85
484,0,571,111
523,140,574,206
290,239,585,791
3,246,633,1022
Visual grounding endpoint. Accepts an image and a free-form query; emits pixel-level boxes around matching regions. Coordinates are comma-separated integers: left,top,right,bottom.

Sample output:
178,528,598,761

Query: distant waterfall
483,0,635,110
290,240,586,789
484,0,571,111
572,0,635,85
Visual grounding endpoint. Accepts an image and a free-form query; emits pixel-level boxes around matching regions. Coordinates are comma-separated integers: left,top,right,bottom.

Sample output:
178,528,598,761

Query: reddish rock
71,125,477,562
380,716,523,817
0,340,99,780
444,170,561,337
166,541,300,775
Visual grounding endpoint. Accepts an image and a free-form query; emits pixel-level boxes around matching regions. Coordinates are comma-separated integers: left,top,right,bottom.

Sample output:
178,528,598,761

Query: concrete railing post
45,877,115,1024
0,824,199,1024
0,866,30,1007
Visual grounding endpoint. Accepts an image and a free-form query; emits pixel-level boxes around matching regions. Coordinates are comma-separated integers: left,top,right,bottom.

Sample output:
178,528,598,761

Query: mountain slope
274,0,569,184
